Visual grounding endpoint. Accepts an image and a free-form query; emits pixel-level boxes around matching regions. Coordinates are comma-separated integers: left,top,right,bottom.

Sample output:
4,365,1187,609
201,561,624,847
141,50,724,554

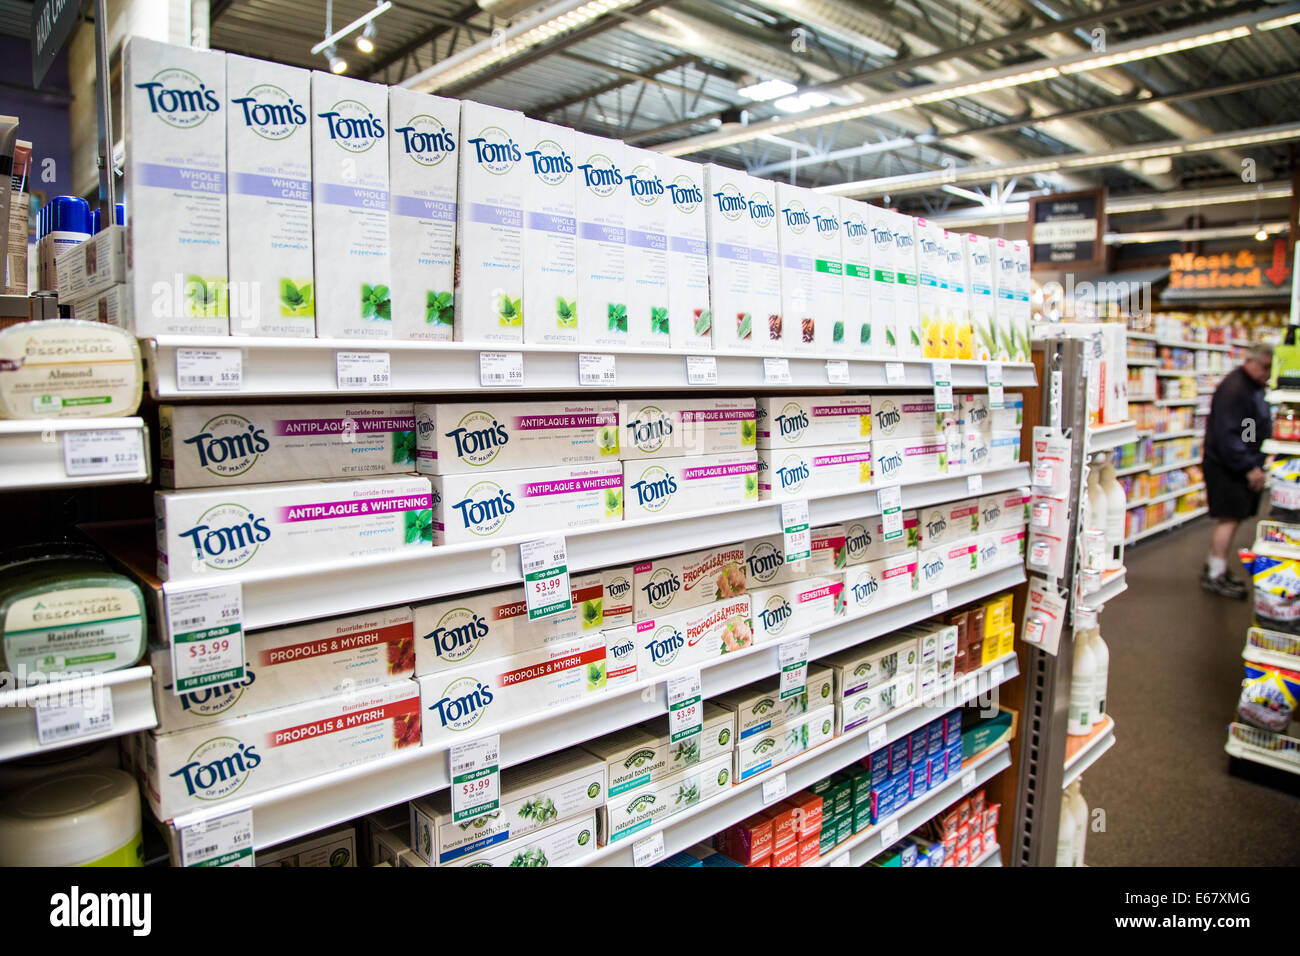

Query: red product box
984,828,997,853
956,798,972,827
984,804,1000,830
943,833,958,858
969,829,983,859
718,813,773,865
939,810,960,841
763,803,800,850
971,788,986,817
955,843,970,867
783,791,824,839
941,855,954,867
798,834,820,866
956,821,970,846
771,840,800,868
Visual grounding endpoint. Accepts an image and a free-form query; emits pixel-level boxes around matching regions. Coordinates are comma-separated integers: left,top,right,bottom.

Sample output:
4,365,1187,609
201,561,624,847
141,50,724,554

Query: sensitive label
62,428,143,477
336,351,391,389
781,498,811,562
179,808,255,867
450,735,501,823
579,353,616,386
165,583,245,695
686,355,717,385
479,351,524,387
520,536,572,621
176,348,242,392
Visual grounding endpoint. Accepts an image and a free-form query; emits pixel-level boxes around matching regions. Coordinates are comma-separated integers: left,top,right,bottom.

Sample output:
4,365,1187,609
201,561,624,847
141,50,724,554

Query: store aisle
1086,517,1300,866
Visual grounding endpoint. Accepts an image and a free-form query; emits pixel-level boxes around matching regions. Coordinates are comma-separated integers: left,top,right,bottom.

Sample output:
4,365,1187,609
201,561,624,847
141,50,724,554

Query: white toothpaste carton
639,702,736,778
430,460,622,545
822,632,918,700
616,596,753,681
870,394,939,439
633,543,747,622
584,702,733,798
225,54,315,338
757,395,872,448
988,430,1022,468
993,237,1019,363
703,164,756,352
521,118,578,346
144,680,421,819
1012,239,1032,363
978,488,1030,531
758,443,872,501
776,182,817,352
455,101,526,343
123,37,229,336
70,282,130,327
917,497,981,549
749,576,846,644
448,811,598,867
258,826,357,867
838,674,915,733
418,634,606,748
962,429,991,473
622,452,758,521
388,87,458,341
656,155,711,351
408,748,604,865
601,565,635,630
740,525,843,589
414,399,618,475
745,174,783,353
56,226,125,305
844,552,916,614
892,211,922,358
605,627,639,690
917,535,979,591
310,71,391,339
872,437,947,484
574,131,629,348
965,233,997,361
809,195,845,352
619,397,756,460
714,665,834,743
151,606,415,733
599,752,732,844
915,217,948,360
624,145,671,348
412,572,603,676
155,475,432,582
839,197,873,355
159,402,416,487
942,419,967,476
958,392,1024,432
979,525,1026,569
944,230,970,348
844,511,921,565
865,203,897,358
734,704,834,781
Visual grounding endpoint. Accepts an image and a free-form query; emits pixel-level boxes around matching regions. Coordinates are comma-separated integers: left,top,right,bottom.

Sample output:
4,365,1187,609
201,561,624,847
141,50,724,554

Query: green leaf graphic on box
737,313,752,340
510,848,548,867
280,278,314,317
886,328,896,347
651,307,670,337
598,426,619,456
582,598,603,627
362,283,391,322
404,509,433,544
498,295,522,327
744,473,758,497
861,323,871,345
741,419,756,446
427,290,454,326
556,297,577,328
607,303,627,333
587,661,606,689
392,430,416,465
910,327,921,347
605,488,622,516
833,320,844,344
694,309,712,336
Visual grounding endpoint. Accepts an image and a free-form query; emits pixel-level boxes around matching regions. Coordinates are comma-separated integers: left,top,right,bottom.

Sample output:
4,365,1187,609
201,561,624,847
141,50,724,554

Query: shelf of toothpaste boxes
95,38,1033,384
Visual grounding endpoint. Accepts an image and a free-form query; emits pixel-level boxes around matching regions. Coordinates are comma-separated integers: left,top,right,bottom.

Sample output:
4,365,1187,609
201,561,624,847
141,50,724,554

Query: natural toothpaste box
123,37,229,336
993,237,1019,363
574,131,629,347
891,211,922,358
151,606,415,734
226,54,314,337
917,535,979,591
758,443,872,500
1012,239,1032,363
843,552,916,614
601,565,635,630
978,488,1030,531
414,399,618,475
756,395,871,448
584,702,733,798
659,155,711,350
417,634,607,748
598,752,731,844
734,703,834,781
615,596,753,681
958,392,1024,433
310,71,391,338
624,145,671,348
915,217,949,359
746,174,783,352
838,673,916,734
619,397,756,460
741,526,843,587
870,394,939,439
408,748,603,865
809,196,845,351
429,461,622,545
872,436,947,484
412,572,602,676
844,510,921,565
978,526,1026,570
704,164,755,352
622,452,758,521
159,402,416,487
633,543,746,622
988,430,1022,468
144,680,420,819
839,197,873,355
521,118,578,345
749,576,845,643
822,632,918,701
965,233,997,361
944,230,972,358
155,475,433,582
447,811,597,867
865,202,897,357
714,665,834,742
917,497,980,549
455,101,526,343
776,182,817,352
388,87,458,341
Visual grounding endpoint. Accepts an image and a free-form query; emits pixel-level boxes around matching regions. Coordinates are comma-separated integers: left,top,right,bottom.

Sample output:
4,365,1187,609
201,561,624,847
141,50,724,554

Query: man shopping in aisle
1201,344,1273,598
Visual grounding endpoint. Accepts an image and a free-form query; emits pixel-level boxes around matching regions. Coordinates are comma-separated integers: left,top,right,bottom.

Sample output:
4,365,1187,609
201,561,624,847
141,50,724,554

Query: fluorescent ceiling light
311,1,392,55
1105,222,1287,245
774,91,832,113
739,79,798,101
1058,27,1250,73
1258,12,1300,30
1108,183,1293,214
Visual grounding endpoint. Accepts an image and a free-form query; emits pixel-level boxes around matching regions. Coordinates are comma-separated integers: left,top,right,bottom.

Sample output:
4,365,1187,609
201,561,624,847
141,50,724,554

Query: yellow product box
998,624,1015,660
982,594,1013,638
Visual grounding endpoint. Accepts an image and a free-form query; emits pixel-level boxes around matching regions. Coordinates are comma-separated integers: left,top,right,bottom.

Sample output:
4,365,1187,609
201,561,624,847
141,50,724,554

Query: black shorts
1204,457,1261,520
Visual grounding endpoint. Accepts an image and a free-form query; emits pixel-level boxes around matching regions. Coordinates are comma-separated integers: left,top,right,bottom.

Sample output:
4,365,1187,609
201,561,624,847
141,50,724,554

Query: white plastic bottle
1056,796,1078,867
1088,626,1110,724
1084,463,1109,571
1100,461,1126,570
1066,780,1089,866
1068,632,1097,735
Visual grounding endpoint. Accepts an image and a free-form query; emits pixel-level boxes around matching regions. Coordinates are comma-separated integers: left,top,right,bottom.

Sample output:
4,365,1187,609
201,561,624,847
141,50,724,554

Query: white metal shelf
1155,369,1198,378
1126,483,1205,509
1127,394,1157,402
1156,339,1233,352
1266,390,1300,404
143,336,1036,399
1150,429,1201,441
808,743,1012,867
974,844,1002,867
1115,462,1150,477
1263,439,1300,456
166,563,1027,850
1125,358,1159,366
1124,506,1208,545
1225,722,1300,776
1079,567,1126,611
1242,626,1300,671
1063,716,1115,789
1125,331,1158,341
1155,398,1199,407
0,418,150,491
1148,458,1201,475
0,666,157,761
109,462,1029,633
588,655,1018,866
1086,421,1138,451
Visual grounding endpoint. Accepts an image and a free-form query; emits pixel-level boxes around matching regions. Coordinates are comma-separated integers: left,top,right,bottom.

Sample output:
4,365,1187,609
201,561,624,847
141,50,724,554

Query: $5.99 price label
164,582,245,696
450,735,501,823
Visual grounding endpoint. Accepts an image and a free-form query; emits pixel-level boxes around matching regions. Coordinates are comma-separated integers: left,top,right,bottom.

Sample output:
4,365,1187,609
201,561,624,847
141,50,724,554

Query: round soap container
0,739,120,794
0,768,142,866
0,319,143,419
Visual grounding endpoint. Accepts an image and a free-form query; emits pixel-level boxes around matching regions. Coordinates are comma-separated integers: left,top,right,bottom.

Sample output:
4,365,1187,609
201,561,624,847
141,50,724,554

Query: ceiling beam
529,53,697,116
362,1,481,80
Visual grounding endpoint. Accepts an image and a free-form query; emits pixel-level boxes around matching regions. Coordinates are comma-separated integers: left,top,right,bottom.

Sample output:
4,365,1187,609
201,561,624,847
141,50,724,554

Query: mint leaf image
909,327,921,347
886,328,896,347
427,290,454,326
650,307,670,336
861,323,871,345
608,302,627,333
498,294,522,326
582,598,602,626
737,313,752,340
281,279,303,308
392,430,416,465
694,309,712,336
833,320,844,343
556,297,576,328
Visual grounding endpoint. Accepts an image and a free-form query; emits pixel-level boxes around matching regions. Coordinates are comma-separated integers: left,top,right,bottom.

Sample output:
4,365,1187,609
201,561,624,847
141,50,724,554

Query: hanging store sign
1028,189,1106,272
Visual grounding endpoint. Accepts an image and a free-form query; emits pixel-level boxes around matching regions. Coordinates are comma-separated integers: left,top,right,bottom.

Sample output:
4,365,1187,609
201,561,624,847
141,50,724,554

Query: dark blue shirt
1205,366,1270,474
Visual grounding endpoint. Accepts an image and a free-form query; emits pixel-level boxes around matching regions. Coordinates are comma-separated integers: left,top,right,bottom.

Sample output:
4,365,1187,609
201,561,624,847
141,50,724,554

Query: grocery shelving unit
1126,482,1205,509
1262,438,1300,456
1086,421,1138,451
1078,568,1127,611
1124,506,1209,545
1225,723,1300,776
1062,716,1116,790
0,666,157,761
1148,458,1202,475
0,418,150,490
974,843,1003,866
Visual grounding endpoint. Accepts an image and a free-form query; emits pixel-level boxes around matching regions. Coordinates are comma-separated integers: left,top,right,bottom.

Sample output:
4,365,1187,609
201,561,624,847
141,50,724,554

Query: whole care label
179,808,254,867
164,582,245,695
450,735,501,823
520,536,572,621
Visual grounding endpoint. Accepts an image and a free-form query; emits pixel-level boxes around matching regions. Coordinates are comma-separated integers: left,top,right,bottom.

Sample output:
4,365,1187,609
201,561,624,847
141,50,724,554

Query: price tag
779,637,810,700
666,670,703,743
868,723,888,750
880,819,900,847
34,689,114,747
932,360,953,412
633,831,666,867
761,773,789,806
336,351,391,389
165,583,245,695
179,808,255,867
781,499,811,562
931,589,949,613
579,353,616,386
686,355,717,385
62,428,143,477
176,348,242,392
764,357,792,385
479,351,524,387
520,536,572,621
878,484,903,540
449,735,501,823
826,360,849,384
885,362,905,385
990,663,1005,686
829,852,851,868
966,473,983,495
986,361,1004,408
962,770,978,793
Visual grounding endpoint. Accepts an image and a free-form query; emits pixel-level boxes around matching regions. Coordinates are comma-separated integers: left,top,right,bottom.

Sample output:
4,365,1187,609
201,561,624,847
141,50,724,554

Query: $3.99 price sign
450,735,501,823
520,536,572,621
164,582,245,696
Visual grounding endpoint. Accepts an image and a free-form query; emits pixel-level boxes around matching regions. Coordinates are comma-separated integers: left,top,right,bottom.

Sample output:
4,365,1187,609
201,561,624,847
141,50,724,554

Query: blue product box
700,852,744,868
871,779,895,822
890,739,910,775
928,753,948,788
946,741,963,774
658,852,704,867
909,728,929,765
944,713,962,746
866,747,891,785
910,764,929,798
928,720,944,755
899,841,918,867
